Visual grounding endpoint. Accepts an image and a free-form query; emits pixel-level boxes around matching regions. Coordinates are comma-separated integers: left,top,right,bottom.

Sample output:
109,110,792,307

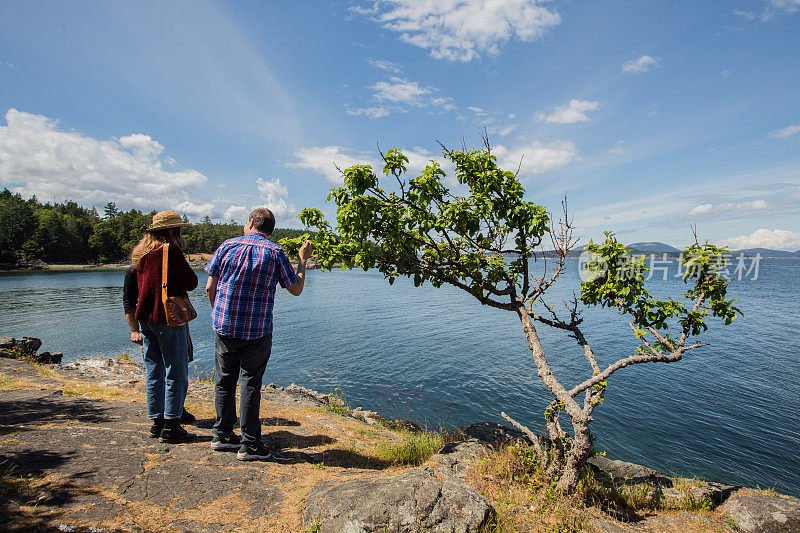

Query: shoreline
1,345,798,531
0,257,319,273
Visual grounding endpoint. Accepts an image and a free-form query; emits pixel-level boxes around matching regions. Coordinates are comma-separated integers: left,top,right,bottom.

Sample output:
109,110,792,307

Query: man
205,208,311,461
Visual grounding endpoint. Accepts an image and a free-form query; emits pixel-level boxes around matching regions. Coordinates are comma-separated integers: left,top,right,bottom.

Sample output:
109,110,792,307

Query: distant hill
627,242,680,253
733,248,800,258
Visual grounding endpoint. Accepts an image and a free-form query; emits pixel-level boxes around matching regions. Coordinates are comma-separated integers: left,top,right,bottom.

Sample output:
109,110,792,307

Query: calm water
2,260,798,496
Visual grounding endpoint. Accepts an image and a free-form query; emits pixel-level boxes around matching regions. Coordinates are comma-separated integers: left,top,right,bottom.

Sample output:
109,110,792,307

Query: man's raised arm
286,241,312,296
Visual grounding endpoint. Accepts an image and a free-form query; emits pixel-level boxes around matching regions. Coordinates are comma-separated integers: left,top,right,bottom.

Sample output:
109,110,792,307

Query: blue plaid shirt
205,232,298,339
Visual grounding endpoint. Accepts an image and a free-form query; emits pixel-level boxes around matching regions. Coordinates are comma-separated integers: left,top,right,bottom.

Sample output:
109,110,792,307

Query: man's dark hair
248,208,275,235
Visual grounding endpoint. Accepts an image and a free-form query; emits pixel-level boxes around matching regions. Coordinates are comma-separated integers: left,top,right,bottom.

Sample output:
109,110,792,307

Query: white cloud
764,0,800,18
367,58,402,73
0,59,14,70
346,106,392,118
621,55,660,73
288,146,380,184
688,200,769,217
486,124,518,137
769,124,800,138
739,200,769,209
371,76,432,106
609,140,627,155
290,140,576,187
721,69,732,79
350,76,457,118
0,108,207,210
256,177,295,218
494,140,577,176
288,145,454,185
223,205,250,223
173,201,215,218
688,203,713,216
358,0,561,62
537,99,600,124
733,9,756,20
721,229,800,251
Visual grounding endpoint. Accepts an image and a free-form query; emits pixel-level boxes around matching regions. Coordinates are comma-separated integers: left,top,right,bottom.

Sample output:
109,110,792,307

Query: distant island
543,242,800,259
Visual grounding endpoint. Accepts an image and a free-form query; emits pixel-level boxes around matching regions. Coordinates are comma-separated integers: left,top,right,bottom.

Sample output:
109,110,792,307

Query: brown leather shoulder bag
161,243,197,327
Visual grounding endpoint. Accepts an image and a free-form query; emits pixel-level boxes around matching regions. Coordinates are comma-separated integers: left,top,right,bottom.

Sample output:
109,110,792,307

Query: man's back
205,232,298,340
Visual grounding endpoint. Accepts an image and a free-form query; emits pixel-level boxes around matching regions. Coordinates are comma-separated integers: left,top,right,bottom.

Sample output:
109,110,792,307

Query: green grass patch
376,430,448,466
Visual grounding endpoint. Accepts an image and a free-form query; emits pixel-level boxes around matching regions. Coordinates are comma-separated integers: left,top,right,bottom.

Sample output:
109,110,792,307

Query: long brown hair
131,228,187,267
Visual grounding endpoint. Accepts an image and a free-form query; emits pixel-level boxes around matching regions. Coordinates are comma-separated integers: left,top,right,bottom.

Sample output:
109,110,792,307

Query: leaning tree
280,143,740,492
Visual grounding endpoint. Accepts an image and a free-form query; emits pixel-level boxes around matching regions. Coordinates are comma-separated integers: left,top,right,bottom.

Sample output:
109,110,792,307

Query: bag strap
161,243,170,313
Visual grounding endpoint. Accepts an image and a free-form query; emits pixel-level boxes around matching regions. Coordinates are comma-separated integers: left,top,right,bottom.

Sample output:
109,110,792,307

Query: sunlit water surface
2,259,798,496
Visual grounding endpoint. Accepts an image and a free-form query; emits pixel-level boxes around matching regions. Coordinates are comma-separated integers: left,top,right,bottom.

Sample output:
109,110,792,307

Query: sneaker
180,408,197,424
159,419,197,444
236,442,273,461
148,415,165,438
211,433,241,451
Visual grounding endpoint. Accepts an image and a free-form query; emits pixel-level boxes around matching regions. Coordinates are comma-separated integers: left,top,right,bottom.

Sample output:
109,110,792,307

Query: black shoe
180,408,196,424
211,432,241,451
148,415,165,438
159,419,197,444
237,442,274,461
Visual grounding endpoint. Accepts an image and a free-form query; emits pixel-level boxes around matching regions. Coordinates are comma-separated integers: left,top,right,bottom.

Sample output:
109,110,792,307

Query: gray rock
691,482,740,505
18,336,42,354
384,418,423,433
587,456,672,486
284,383,335,407
35,351,63,364
0,336,44,358
661,482,740,509
429,441,488,479
462,422,532,446
303,468,492,532
721,492,800,533
352,407,385,426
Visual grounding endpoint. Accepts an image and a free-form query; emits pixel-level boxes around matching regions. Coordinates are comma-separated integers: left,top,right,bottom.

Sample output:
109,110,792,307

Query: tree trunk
515,303,594,493
557,415,594,492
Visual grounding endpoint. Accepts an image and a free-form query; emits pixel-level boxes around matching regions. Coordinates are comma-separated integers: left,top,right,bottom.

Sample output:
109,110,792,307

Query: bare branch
501,411,545,460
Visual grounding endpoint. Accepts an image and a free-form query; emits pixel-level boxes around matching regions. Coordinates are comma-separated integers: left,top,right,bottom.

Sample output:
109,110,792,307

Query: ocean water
1,259,798,496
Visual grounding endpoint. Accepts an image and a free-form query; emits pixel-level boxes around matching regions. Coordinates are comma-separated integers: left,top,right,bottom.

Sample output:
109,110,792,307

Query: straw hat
145,210,192,232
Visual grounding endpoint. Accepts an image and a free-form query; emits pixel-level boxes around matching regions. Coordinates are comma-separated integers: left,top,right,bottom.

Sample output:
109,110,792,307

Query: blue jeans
141,321,189,420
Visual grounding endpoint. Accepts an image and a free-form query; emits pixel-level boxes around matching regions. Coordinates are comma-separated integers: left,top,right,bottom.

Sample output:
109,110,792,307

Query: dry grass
0,372,28,390
467,444,591,532
62,381,125,400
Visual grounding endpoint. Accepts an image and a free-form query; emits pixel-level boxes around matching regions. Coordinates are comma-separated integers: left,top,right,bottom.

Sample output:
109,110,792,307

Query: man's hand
131,331,143,345
298,240,313,262
287,240,312,296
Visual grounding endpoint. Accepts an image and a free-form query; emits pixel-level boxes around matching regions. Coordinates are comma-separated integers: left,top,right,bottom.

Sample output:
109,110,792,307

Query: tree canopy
0,189,307,265
281,143,741,491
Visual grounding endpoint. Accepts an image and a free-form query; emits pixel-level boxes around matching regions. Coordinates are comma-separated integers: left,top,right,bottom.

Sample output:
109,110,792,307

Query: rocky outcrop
588,456,672,486
0,336,62,363
302,440,493,532
462,421,532,446
303,467,492,532
721,492,800,532
429,441,487,479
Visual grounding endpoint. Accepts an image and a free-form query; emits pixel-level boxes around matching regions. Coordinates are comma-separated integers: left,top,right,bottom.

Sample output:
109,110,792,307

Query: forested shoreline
0,188,307,265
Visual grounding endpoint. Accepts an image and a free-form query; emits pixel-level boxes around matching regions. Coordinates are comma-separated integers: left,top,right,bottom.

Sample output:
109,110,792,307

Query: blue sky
1,0,799,249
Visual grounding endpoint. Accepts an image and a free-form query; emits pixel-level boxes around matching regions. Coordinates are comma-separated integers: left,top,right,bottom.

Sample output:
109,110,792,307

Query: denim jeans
213,334,272,446
141,321,189,420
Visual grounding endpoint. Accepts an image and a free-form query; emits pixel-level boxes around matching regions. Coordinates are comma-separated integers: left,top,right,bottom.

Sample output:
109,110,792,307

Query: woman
123,265,196,426
130,210,197,444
